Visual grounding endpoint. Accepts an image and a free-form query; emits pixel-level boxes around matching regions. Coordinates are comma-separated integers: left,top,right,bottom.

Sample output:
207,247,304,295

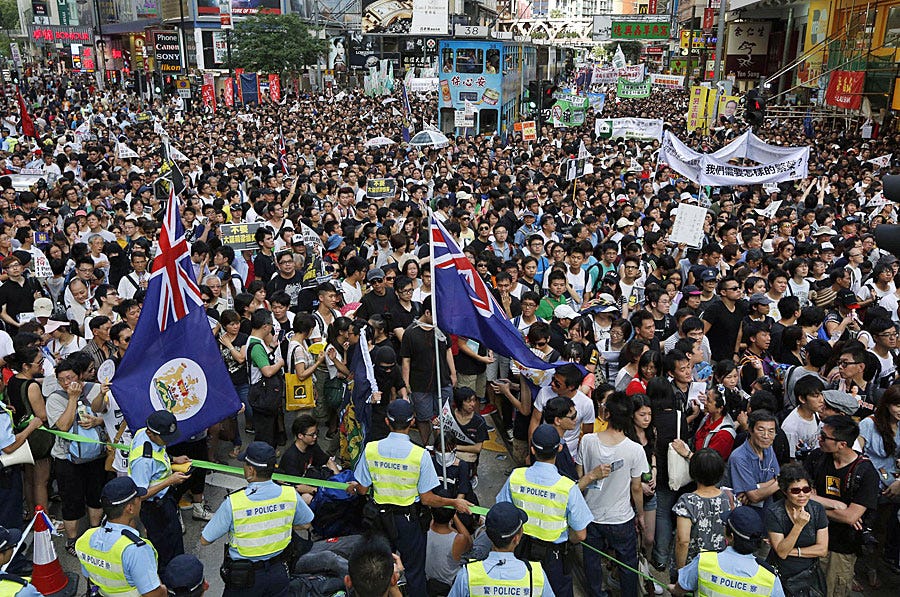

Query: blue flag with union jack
431,216,554,372
111,189,241,441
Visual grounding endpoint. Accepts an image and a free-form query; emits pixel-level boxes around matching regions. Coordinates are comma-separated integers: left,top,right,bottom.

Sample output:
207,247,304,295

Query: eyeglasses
302,431,318,437
724,286,740,291
384,276,396,282
820,432,839,442
534,341,548,348
398,288,413,294
837,360,861,367
788,485,812,495
877,332,899,338
564,412,578,420
370,278,384,284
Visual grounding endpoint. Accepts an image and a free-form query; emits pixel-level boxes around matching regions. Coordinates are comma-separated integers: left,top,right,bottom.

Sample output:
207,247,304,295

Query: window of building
456,48,484,73
886,7,900,47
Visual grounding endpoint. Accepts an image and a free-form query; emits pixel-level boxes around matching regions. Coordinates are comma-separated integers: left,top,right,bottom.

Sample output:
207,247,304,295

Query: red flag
201,84,217,113
224,77,234,107
268,74,281,102
16,89,35,138
825,70,864,110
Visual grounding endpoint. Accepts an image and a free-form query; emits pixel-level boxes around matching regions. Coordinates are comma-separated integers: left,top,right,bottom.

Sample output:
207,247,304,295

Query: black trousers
140,493,184,575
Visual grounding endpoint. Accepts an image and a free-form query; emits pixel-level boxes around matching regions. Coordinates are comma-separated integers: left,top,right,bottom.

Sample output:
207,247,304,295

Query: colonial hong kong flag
111,188,240,440
431,216,554,373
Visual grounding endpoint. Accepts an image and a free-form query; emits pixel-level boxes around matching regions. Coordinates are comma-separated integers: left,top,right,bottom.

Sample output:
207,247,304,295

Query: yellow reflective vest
365,440,424,506
76,528,157,597
697,551,777,597
230,485,297,558
467,560,545,596
127,429,171,483
508,467,573,542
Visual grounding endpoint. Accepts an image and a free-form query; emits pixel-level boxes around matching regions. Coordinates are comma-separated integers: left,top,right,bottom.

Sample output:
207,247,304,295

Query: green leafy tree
0,0,19,56
604,40,643,64
232,13,328,76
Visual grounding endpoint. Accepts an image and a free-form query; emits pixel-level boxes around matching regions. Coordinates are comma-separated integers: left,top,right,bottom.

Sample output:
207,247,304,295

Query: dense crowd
0,69,895,597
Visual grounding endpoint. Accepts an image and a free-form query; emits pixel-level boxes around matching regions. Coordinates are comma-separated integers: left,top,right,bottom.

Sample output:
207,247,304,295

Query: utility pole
711,0,726,82
684,3,695,89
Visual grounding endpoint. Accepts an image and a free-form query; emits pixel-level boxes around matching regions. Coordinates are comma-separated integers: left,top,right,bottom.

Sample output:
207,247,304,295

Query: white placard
98,359,116,384
669,203,708,248
454,110,475,128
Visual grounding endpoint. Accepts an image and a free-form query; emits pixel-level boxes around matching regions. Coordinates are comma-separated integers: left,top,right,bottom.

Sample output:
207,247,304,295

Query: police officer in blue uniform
200,442,314,597
0,392,43,532
346,400,472,597
0,526,42,597
495,424,592,597
128,410,192,576
448,502,555,597
163,555,206,597
76,476,166,597
669,507,785,597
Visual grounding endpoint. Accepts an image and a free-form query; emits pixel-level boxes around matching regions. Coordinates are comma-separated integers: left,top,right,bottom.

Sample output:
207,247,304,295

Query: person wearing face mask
368,346,408,442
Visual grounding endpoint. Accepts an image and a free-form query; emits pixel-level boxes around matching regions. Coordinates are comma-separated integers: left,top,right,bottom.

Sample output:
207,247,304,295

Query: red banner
201,84,216,113
702,7,715,30
825,70,864,110
16,89,35,138
224,77,234,107
268,74,281,102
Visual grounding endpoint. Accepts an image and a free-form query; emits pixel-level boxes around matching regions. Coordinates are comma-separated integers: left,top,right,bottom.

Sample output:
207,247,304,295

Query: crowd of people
0,67,893,597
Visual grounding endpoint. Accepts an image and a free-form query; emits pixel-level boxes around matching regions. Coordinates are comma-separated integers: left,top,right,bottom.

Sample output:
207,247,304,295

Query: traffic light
540,80,557,111
743,89,766,127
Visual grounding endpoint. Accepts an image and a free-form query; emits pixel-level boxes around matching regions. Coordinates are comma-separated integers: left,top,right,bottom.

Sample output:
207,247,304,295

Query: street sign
178,88,191,98
455,25,488,37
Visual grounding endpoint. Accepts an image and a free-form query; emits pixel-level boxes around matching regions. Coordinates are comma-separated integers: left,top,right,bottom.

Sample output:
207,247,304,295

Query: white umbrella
409,130,450,149
364,136,396,148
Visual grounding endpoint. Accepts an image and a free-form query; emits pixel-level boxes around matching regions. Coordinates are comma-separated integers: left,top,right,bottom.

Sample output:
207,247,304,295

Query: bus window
440,108,456,134
456,48,483,74
441,48,454,72
480,109,498,134
487,49,500,73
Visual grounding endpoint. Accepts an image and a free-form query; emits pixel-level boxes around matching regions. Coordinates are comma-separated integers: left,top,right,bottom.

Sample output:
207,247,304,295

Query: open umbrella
409,130,450,149
364,136,396,148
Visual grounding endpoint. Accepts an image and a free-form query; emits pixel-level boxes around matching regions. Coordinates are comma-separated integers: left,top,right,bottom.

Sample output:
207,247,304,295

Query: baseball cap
700,268,718,282
325,234,344,251
164,555,205,596
823,390,858,416
531,424,561,452
553,304,579,320
43,319,66,334
522,210,536,219
683,285,702,296
749,293,774,306
679,192,693,202
101,476,148,507
366,268,385,282
0,527,21,552
485,502,528,545
239,441,277,468
615,217,632,229
387,399,415,425
146,410,180,444
74,209,87,217
836,289,860,309
720,506,765,540
33,297,53,318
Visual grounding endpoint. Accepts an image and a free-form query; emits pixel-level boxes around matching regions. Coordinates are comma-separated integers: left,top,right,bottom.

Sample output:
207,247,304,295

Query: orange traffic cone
31,506,70,595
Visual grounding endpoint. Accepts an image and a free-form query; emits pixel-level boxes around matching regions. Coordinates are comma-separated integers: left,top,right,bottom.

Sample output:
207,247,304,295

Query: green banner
550,96,589,128
616,77,652,99
611,21,670,40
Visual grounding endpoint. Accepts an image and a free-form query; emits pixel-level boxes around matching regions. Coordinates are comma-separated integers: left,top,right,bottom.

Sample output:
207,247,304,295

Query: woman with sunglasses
765,462,828,596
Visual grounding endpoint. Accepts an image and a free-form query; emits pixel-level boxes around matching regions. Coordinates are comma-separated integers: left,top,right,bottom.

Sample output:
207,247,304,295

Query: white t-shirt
576,433,648,524
533,386,595,459
781,408,821,458
100,393,134,474
340,279,363,304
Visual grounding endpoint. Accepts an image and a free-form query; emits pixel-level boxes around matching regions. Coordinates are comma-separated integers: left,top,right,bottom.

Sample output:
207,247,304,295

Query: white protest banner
595,118,664,141
754,200,783,219
650,73,685,88
613,45,627,70
591,63,645,85
669,203,708,247
408,78,439,92
697,148,810,186
116,142,139,160
867,153,892,169
455,110,475,128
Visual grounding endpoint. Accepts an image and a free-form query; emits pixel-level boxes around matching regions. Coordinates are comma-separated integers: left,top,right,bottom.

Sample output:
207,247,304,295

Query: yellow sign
717,94,739,123
686,86,712,134
176,77,190,89
521,120,537,141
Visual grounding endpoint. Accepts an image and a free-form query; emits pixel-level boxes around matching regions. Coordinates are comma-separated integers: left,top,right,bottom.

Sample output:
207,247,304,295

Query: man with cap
447,502,554,597
346,399,472,597
669,506,785,596
163,555,205,597
128,410,192,574
76,477,167,597
201,441,313,597
0,525,39,597
495,424,592,597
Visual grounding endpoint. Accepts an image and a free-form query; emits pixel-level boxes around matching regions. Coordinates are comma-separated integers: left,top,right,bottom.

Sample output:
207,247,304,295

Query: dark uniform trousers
223,558,291,597
140,494,184,575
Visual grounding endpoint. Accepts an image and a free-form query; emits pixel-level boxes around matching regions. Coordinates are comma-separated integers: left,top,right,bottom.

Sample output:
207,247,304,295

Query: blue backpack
308,470,365,538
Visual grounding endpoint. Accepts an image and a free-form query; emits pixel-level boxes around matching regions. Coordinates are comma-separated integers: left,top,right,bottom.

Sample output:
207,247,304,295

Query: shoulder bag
668,411,691,491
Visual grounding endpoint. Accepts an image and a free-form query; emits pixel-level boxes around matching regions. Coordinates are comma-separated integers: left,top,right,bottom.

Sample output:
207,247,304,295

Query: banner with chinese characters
594,117,663,140
611,20,670,39
725,21,771,79
824,70,864,110
224,77,234,106
616,77,651,98
201,84,216,113
591,63,645,85
220,223,262,250
697,150,809,186
686,85,712,133
550,96,589,128
268,74,281,102
649,73,684,88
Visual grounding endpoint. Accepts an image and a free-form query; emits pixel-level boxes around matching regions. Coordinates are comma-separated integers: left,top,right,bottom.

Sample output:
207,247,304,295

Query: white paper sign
98,360,116,384
669,203,708,248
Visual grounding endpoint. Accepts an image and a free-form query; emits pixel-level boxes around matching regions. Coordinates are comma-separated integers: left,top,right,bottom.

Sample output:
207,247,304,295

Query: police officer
76,477,167,597
163,555,206,597
448,502,555,597
200,441,314,597
669,506,785,597
128,410,191,575
495,424,592,597
0,388,43,532
0,526,41,597
346,400,472,597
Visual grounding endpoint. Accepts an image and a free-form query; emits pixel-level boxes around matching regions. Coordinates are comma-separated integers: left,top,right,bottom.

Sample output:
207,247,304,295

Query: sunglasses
788,485,812,495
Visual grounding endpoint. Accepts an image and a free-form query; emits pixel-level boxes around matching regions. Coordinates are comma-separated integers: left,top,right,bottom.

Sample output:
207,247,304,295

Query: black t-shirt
278,442,332,478
389,302,420,336
702,299,747,362
653,314,677,342
254,253,276,285
399,323,450,393
266,272,305,309
220,333,250,385
454,338,488,376
356,289,397,321
804,450,880,554
765,499,829,576
0,277,39,321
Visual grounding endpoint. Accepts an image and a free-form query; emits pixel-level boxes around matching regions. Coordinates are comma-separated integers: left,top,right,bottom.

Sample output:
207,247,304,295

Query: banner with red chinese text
824,70,864,110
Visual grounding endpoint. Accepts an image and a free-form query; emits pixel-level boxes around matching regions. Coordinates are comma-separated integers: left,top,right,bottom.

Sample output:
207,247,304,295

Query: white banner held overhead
697,148,810,186
650,73,685,88
669,203,708,247
613,45,627,70
116,142,139,160
868,153,893,169
595,117,664,141
410,0,449,34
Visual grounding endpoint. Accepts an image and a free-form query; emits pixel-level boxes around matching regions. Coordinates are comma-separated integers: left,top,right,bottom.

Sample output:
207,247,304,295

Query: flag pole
429,211,449,490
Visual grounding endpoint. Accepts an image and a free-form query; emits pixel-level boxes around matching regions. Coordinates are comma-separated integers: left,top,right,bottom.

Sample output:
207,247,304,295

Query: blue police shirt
728,441,780,510
677,547,785,597
0,409,15,452
79,523,161,595
201,480,314,561
6,581,41,597
128,429,171,500
447,551,555,597
353,432,440,498
495,461,593,544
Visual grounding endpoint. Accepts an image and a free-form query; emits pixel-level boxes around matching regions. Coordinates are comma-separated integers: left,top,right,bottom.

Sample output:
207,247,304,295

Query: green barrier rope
41,427,670,583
